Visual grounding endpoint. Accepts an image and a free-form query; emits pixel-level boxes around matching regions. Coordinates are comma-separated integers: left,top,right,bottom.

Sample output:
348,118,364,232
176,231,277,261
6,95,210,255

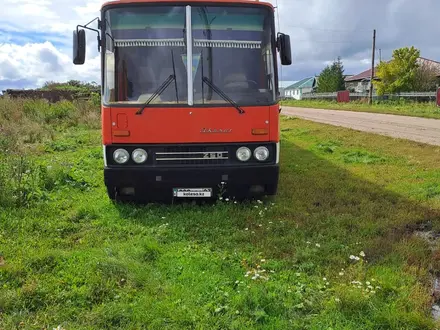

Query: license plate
173,188,212,198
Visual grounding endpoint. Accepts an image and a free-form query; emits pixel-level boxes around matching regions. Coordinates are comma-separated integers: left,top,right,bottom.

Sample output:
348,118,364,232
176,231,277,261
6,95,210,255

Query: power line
285,25,373,33
290,38,370,44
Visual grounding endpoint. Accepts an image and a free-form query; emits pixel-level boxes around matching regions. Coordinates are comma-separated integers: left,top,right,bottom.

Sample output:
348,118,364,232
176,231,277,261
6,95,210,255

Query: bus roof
101,0,274,11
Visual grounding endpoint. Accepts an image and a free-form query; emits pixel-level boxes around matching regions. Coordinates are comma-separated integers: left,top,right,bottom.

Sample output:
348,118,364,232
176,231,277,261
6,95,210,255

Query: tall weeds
0,96,100,207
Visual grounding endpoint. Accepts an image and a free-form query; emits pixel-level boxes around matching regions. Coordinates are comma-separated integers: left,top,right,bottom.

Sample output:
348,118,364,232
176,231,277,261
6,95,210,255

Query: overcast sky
0,0,438,90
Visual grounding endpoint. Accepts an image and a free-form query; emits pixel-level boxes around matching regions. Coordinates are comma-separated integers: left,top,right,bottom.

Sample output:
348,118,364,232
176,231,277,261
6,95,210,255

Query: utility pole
369,29,376,105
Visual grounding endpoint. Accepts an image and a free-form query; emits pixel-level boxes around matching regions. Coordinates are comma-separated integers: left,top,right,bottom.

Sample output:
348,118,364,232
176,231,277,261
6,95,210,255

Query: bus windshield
103,5,276,106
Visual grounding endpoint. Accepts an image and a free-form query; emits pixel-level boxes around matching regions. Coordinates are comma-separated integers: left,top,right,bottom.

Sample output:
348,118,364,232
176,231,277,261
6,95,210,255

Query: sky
1,0,439,90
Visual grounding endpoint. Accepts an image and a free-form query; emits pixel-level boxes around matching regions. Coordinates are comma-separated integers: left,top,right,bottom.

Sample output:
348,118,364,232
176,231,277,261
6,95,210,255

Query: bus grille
154,146,229,165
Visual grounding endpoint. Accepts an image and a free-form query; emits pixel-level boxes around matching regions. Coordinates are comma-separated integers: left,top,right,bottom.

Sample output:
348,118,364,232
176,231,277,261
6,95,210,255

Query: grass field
281,99,440,119
1,99,440,329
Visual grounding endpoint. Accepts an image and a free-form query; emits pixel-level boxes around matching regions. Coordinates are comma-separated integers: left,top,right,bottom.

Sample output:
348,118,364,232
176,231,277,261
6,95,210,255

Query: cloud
0,41,100,90
1,0,440,90
272,0,440,79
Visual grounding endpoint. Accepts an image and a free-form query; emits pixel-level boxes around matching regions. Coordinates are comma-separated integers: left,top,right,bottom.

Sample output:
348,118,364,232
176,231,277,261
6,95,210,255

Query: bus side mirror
277,33,292,66
73,29,86,65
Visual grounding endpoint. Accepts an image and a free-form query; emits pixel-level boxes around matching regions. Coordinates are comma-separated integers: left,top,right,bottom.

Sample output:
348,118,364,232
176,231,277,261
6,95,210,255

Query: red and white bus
73,0,292,202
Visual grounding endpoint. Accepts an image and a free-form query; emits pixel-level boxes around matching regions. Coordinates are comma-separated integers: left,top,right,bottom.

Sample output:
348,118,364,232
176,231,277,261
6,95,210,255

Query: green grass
1,102,440,329
281,99,440,119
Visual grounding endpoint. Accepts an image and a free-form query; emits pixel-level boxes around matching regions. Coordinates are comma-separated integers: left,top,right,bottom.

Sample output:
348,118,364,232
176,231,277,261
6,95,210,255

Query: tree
413,59,439,92
373,46,420,95
317,56,346,93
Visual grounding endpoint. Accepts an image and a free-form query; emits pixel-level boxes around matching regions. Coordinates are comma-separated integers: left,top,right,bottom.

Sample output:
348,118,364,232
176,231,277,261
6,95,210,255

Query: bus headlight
254,146,269,161
113,148,130,164
132,148,148,164
236,147,251,162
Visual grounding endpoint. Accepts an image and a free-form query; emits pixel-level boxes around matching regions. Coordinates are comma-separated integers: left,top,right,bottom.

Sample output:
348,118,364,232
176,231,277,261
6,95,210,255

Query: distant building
279,80,298,98
344,67,379,93
284,76,318,100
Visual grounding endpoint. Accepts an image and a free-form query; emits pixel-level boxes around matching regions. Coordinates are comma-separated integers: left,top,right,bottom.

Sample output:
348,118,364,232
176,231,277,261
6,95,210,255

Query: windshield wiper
136,74,175,115
202,76,245,114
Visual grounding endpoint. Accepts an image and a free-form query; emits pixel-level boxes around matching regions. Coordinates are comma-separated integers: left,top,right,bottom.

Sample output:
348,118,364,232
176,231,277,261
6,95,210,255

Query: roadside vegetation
1,98,440,329
39,80,101,94
281,98,440,119
285,46,440,119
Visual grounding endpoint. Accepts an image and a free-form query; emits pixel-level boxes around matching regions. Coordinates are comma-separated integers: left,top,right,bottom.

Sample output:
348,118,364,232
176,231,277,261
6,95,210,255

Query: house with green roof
284,76,318,100
279,80,298,97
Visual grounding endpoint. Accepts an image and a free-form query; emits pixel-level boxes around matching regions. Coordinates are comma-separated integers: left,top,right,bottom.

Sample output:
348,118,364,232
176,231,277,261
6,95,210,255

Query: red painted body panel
101,0,274,10
103,105,280,144
102,106,112,144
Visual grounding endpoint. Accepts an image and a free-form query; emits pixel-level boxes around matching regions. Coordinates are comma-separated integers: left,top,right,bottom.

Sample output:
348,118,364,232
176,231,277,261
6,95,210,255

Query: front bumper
104,164,279,201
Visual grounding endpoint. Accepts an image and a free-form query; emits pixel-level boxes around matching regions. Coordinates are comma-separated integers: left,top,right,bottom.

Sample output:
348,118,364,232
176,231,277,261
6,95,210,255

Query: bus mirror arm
73,17,101,65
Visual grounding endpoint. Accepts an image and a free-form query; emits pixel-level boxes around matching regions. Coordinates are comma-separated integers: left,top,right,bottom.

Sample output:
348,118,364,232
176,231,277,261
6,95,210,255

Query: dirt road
282,106,440,146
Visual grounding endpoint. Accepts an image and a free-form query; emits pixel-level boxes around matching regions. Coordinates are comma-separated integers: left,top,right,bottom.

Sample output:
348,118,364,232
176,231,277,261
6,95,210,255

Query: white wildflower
335,298,340,302
261,259,266,263
359,251,366,257
339,272,344,276
366,281,371,285
323,277,327,281
315,243,321,248
245,228,249,231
